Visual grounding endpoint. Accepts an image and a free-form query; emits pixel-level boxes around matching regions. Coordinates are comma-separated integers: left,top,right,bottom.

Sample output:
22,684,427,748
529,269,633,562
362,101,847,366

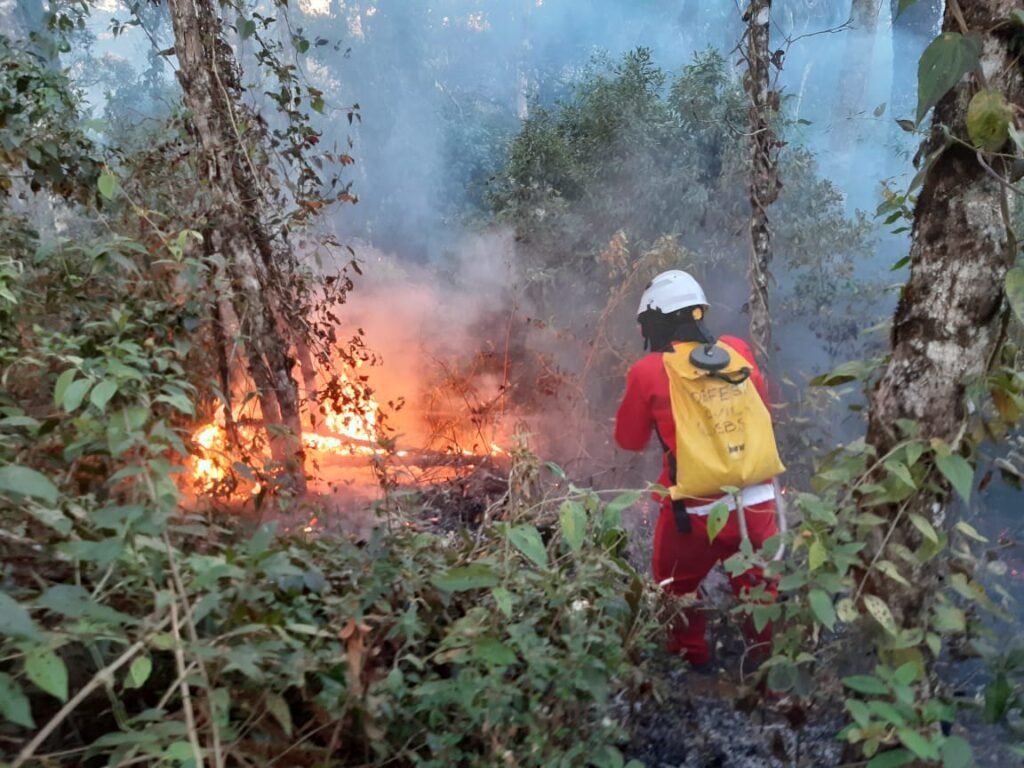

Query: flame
192,423,226,488
188,364,511,500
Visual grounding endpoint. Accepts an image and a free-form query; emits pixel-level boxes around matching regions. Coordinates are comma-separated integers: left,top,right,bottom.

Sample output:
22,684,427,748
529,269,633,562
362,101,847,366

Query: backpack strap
653,425,691,534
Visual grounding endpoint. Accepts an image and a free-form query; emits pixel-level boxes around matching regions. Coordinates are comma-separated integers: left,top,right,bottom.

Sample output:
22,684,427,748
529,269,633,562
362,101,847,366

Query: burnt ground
621,650,846,768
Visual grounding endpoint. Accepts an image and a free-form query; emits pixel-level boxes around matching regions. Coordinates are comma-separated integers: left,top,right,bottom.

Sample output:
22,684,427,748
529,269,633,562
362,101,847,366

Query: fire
187,366,510,500
189,369,386,495
322,374,379,449
192,422,229,490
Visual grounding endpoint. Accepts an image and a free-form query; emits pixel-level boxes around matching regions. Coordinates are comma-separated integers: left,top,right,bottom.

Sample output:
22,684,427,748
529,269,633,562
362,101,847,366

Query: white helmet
636,270,707,318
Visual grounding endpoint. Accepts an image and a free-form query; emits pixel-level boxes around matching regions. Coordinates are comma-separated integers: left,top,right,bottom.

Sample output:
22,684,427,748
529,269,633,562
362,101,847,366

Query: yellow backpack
662,340,785,501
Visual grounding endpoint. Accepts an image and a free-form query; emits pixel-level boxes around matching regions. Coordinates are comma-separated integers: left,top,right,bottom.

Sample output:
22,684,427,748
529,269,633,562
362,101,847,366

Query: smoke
71,0,946,482
323,229,530,453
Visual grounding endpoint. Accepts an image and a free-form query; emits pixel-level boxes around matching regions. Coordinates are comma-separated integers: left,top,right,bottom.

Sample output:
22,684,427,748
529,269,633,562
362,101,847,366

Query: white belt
685,481,776,516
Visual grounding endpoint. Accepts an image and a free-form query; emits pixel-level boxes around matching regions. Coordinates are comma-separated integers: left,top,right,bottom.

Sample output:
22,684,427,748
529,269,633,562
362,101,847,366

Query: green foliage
735,334,1024,764
0,442,654,766
0,36,101,201
916,32,983,125
840,663,967,765
1005,267,1024,325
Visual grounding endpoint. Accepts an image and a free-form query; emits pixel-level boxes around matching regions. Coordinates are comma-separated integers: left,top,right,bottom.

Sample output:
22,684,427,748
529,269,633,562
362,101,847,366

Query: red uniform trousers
652,499,779,666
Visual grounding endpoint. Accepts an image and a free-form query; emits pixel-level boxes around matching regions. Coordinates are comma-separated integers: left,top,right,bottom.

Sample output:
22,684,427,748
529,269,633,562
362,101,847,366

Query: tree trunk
891,0,943,38
830,0,884,157
863,0,1023,634
166,0,306,491
742,0,780,363
515,0,530,120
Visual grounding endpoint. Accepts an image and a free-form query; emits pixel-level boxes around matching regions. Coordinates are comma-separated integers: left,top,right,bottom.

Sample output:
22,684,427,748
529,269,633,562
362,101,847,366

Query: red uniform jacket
614,336,770,506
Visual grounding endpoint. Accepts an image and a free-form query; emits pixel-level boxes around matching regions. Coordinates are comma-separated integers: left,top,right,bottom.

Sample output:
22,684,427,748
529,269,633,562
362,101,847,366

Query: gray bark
166,0,306,491
743,0,780,363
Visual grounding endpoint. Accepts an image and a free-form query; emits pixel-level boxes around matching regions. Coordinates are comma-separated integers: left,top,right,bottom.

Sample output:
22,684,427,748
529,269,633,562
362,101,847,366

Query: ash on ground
416,463,510,531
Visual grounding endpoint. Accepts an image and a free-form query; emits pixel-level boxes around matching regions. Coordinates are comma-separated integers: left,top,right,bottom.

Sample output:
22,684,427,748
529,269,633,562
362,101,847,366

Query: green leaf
246,523,276,557
125,656,152,689
0,465,59,504
846,698,871,726
867,750,915,768
606,490,641,518
432,564,499,592
892,661,919,687
89,379,118,412
940,735,974,768
843,674,889,695
491,587,513,617
808,540,827,572
559,500,586,552
984,672,1013,722
836,597,859,623
62,377,92,412
766,660,797,693
545,462,566,480
25,648,69,702
0,672,34,728
905,442,925,467
909,514,939,544
311,95,325,114
916,32,983,125
809,589,836,630
1005,266,1024,325
706,503,729,543
53,368,76,408
98,169,119,200
935,453,973,504
777,571,806,591
0,591,40,639
472,637,517,666
868,700,908,726
509,524,548,568
266,692,293,736
898,728,940,760
885,460,916,490
954,521,988,543
933,604,966,633
210,687,230,730
876,560,910,587
239,18,257,39
864,594,899,635
810,359,875,387
163,741,196,760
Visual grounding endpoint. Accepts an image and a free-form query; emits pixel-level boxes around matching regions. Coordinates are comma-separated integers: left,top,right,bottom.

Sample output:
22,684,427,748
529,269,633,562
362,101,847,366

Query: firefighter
614,269,780,668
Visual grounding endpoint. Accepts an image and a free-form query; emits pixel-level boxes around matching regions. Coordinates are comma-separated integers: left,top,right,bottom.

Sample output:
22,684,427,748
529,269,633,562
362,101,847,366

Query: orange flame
188,366,510,499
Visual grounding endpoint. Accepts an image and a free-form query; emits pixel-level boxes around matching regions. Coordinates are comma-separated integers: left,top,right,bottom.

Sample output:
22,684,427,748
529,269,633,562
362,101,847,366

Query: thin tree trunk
742,0,780,363
863,0,1022,636
831,0,884,154
515,0,531,121
891,0,943,38
167,0,306,491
